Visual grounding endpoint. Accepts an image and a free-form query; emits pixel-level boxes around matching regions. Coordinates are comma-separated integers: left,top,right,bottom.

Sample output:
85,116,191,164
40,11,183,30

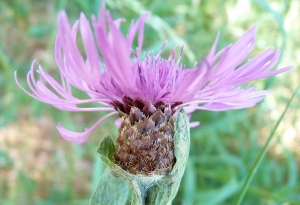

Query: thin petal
57,112,117,143
126,12,150,58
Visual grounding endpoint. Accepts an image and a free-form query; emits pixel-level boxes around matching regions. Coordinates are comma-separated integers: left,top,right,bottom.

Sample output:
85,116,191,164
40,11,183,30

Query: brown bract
113,97,177,175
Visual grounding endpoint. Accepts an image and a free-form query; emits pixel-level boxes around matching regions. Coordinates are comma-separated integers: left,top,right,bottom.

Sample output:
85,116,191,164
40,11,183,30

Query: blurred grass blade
234,84,300,205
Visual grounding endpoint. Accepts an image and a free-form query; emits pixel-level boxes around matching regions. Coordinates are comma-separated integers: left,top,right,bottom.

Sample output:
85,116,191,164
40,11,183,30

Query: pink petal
57,112,117,143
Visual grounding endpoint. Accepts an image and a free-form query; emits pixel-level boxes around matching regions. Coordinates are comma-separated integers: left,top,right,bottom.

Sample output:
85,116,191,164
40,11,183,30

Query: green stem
234,84,300,205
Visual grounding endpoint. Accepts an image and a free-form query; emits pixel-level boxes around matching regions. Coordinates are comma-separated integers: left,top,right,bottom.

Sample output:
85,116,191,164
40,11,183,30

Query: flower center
112,96,181,175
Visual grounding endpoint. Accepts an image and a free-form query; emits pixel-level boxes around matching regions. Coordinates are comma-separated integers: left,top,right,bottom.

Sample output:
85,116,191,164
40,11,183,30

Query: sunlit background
0,0,299,204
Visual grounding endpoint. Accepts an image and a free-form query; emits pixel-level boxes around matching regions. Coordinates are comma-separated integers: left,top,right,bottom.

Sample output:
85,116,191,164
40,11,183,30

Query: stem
234,84,299,205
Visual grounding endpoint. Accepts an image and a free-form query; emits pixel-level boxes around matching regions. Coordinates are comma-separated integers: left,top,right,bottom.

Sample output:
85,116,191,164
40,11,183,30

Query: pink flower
15,3,291,143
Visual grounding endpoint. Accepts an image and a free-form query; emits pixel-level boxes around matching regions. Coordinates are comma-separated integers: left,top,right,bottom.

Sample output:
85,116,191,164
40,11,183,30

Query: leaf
90,136,129,205
97,136,116,167
90,169,129,205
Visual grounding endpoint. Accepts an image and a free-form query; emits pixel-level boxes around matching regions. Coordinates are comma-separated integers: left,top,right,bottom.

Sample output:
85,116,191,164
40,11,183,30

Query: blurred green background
0,0,299,204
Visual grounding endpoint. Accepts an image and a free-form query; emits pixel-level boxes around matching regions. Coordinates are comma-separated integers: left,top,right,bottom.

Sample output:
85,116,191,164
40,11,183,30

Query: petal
114,118,122,128
126,12,150,58
93,5,134,91
212,26,256,78
184,87,271,111
57,112,117,143
14,61,114,111
79,13,101,87
206,31,220,63
189,121,200,128
173,105,200,128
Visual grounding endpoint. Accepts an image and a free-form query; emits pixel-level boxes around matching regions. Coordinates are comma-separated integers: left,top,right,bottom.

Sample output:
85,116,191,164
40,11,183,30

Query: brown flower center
112,97,181,175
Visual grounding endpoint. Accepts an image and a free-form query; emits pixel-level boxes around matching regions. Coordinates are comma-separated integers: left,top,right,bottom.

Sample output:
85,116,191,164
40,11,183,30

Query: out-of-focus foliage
0,0,299,204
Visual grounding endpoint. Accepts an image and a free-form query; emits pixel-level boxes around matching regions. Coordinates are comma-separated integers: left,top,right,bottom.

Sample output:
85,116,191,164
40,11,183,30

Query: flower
15,3,291,146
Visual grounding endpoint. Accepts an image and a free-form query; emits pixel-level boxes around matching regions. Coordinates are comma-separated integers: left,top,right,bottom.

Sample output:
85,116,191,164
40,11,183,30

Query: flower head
15,3,291,146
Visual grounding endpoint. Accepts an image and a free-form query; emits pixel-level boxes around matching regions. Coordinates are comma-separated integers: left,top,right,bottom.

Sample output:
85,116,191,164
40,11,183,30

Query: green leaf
90,169,129,205
97,136,115,166
90,136,129,205
93,109,190,205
